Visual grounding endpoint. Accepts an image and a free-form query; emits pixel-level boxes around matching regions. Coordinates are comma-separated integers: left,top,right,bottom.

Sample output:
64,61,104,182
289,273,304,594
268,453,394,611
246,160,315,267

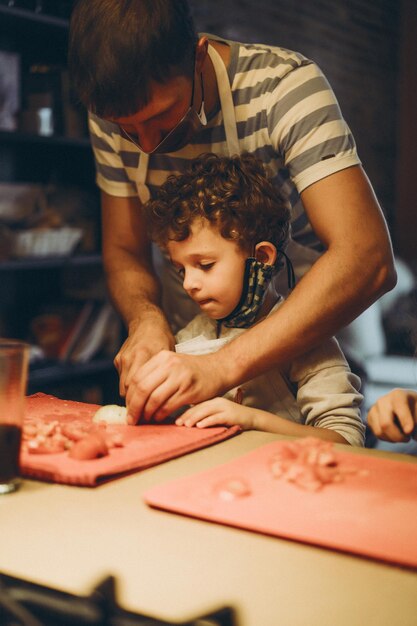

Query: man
69,0,396,424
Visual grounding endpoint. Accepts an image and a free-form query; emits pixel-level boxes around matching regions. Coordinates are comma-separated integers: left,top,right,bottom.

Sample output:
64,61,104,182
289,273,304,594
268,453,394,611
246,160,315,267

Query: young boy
145,153,365,446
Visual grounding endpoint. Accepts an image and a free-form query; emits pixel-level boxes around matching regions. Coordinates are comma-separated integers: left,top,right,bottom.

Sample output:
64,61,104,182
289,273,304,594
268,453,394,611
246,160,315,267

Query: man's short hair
68,0,197,117
145,152,291,257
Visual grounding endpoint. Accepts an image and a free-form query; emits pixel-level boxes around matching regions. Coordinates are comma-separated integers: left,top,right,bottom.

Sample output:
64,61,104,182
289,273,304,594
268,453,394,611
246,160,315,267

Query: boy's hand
125,350,226,424
175,397,255,430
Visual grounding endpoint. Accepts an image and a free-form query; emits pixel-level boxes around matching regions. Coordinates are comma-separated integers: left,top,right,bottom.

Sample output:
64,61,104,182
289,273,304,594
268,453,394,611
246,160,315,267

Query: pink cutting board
20,394,240,487
144,440,417,569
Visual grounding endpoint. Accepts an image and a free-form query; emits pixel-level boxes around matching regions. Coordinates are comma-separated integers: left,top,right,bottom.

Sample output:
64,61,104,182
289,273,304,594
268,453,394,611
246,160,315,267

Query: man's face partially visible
107,68,206,154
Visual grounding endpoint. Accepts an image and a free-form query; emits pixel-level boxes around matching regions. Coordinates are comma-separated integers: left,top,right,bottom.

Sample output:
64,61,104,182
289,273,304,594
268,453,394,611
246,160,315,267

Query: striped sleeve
89,114,138,197
265,61,360,192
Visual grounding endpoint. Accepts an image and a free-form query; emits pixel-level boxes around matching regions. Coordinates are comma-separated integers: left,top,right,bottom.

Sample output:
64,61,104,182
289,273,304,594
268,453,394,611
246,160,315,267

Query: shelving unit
0,252,102,271
0,128,90,147
0,4,69,30
0,2,121,403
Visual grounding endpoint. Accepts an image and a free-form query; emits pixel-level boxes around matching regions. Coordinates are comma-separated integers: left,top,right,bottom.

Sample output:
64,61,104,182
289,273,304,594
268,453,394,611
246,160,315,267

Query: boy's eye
199,262,215,271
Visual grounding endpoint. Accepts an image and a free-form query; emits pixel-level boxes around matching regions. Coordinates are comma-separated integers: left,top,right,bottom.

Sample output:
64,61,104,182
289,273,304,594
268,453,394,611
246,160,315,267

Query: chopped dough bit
22,417,124,459
68,431,108,460
215,477,252,501
268,437,368,492
92,404,128,425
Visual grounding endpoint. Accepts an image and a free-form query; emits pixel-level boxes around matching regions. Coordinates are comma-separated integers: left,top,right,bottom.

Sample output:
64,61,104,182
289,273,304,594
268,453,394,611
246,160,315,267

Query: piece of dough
93,404,128,425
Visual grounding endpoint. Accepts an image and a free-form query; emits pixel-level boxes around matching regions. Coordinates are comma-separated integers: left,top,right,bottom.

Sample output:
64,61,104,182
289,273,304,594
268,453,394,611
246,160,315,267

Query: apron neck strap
207,44,240,155
135,151,150,203
134,43,240,201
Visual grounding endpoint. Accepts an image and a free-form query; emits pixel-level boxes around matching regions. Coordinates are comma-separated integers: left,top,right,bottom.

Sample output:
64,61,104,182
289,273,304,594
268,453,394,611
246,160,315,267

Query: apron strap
208,44,240,155
135,151,151,204
135,43,239,202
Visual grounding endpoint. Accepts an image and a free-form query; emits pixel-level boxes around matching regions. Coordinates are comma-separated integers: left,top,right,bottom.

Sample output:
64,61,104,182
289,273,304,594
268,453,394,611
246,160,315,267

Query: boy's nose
182,270,200,294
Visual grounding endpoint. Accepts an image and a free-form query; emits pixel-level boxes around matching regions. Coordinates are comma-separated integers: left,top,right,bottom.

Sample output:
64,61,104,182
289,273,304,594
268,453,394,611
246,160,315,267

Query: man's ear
254,241,277,265
195,36,209,72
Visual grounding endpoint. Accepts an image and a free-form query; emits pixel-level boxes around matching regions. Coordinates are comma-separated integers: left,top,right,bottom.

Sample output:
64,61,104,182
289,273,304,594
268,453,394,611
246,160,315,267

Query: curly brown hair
144,153,290,259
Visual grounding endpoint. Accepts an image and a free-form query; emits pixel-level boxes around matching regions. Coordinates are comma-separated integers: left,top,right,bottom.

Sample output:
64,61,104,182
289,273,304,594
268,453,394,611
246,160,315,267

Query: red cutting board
144,439,417,569
20,394,240,487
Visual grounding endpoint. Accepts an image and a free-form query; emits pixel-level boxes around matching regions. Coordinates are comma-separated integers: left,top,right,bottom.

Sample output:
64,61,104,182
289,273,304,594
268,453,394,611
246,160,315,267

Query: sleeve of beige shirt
288,337,366,446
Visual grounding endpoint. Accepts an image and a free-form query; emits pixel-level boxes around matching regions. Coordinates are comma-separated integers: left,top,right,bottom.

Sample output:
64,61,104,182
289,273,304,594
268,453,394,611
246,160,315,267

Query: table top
1,431,416,626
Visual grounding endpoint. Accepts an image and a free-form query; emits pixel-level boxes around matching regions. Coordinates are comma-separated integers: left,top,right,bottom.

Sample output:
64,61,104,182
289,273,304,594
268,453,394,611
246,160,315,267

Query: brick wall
190,0,400,225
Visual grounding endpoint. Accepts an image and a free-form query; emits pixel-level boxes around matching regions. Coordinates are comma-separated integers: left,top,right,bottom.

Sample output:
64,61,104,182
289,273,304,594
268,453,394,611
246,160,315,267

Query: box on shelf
0,181,99,259
0,183,44,223
29,300,122,364
12,226,83,258
0,50,20,131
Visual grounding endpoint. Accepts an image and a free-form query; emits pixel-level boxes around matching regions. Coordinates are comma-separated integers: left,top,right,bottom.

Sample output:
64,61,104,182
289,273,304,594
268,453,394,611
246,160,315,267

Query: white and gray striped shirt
89,36,360,264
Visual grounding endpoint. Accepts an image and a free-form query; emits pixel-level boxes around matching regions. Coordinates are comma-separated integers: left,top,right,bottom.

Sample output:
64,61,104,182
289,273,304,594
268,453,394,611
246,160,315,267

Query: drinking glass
0,339,29,494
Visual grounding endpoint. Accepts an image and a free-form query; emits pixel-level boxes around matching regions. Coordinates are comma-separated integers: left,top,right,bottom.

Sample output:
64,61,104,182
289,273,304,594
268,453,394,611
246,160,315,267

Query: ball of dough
93,404,128,425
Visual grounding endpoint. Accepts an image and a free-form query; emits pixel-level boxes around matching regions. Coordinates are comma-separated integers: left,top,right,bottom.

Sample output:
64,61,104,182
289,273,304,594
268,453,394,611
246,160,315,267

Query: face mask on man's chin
122,100,207,155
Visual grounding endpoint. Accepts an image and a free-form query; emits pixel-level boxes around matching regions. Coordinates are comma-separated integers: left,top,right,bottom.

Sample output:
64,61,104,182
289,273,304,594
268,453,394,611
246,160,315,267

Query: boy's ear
254,241,277,265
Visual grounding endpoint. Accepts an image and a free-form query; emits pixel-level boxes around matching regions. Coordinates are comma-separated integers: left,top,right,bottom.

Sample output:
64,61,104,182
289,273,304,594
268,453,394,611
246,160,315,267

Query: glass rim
0,338,30,351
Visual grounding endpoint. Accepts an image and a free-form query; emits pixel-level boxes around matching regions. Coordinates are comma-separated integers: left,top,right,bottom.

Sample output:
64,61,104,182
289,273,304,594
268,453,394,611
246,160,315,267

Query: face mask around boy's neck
218,257,274,329
218,250,296,329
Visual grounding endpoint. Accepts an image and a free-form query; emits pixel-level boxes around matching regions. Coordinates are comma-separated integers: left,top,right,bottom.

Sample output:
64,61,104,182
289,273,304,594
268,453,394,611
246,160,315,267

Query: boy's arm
175,397,349,444
124,165,396,422
252,410,349,443
289,337,365,446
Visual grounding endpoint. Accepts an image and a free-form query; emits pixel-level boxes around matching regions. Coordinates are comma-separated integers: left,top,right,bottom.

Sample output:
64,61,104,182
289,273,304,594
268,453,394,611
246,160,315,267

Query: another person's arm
367,389,417,442
126,164,396,422
101,191,175,397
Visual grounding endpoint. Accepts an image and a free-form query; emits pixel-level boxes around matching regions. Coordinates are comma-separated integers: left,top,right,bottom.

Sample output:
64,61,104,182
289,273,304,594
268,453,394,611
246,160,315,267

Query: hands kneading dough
93,404,128,425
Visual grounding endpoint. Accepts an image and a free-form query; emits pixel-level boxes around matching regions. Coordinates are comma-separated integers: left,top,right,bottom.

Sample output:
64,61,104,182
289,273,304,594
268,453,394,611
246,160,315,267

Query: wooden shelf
0,4,69,30
28,357,116,389
0,129,90,148
0,1,118,403
0,254,102,271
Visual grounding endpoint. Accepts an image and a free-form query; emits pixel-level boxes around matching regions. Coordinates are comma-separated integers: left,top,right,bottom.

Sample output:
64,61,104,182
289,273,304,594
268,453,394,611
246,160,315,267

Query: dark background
0,0,416,401
190,0,416,267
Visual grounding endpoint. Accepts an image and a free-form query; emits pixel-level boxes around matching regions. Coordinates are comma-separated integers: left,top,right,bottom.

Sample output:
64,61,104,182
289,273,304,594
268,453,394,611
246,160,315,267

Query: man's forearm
104,251,167,331
211,242,396,393
100,190,172,335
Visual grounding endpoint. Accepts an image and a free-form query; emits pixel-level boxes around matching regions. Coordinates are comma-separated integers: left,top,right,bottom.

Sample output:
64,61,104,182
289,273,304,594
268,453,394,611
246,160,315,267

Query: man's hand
367,388,417,442
114,318,175,400
175,397,254,430
124,350,226,424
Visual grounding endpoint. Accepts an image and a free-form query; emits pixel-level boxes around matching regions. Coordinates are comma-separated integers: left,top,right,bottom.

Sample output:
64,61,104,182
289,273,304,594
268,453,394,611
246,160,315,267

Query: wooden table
1,431,416,626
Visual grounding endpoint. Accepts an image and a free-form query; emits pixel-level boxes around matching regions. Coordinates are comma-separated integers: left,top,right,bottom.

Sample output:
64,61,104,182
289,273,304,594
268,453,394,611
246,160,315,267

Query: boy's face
167,219,248,320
